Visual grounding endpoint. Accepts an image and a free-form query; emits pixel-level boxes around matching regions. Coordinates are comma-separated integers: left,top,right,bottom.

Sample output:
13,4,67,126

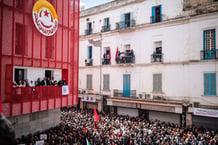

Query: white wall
117,107,139,117
79,0,218,107
149,111,180,124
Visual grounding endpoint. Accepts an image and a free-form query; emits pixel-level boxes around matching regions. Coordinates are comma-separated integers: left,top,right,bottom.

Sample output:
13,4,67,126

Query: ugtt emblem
32,0,58,36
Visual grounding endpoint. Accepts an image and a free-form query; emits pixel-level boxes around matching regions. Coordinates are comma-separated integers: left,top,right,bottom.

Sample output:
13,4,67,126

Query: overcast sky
81,0,113,9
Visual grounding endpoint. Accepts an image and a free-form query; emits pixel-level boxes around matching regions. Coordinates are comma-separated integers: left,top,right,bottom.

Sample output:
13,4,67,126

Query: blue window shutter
203,30,206,51
121,14,125,28
130,12,133,26
152,6,155,23
159,5,162,22
210,74,216,95
204,74,210,95
88,46,92,59
214,29,216,51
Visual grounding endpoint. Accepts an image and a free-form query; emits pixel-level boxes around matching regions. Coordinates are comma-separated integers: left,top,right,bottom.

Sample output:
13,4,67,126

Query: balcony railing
116,55,135,64
116,19,136,30
151,53,164,62
200,49,218,60
85,59,93,66
85,29,92,35
150,15,162,23
102,58,110,65
1,86,71,117
113,89,136,98
101,25,111,32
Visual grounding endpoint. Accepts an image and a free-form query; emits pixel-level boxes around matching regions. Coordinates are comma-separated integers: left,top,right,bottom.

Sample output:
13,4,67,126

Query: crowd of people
13,77,67,88
15,107,218,145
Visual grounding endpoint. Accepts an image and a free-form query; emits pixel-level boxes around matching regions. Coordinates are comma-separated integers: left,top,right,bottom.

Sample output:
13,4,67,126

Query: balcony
85,29,92,35
200,49,218,60
116,19,136,30
116,50,135,64
151,53,164,62
101,25,111,32
113,89,136,98
85,59,93,66
1,86,70,117
102,58,110,65
150,15,162,23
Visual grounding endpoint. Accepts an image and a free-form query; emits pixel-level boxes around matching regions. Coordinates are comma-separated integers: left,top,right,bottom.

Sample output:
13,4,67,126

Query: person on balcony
35,78,41,86
41,77,48,86
58,78,67,86
29,80,35,87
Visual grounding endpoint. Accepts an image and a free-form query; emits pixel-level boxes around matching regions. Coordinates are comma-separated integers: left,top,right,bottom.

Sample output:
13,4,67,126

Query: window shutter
130,12,133,26
159,5,162,22
211,74,216,95
153,74,157,92
204,74,210,95
158,74,162,92
151,6,155,23
121,14,125,28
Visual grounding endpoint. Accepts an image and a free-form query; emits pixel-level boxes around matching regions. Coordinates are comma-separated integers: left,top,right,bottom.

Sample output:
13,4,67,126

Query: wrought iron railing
101,25,111,32
150,15,162,23
200,49,218,60
102,58,110,65
113,89,136,98
85,59,93,66
116,19,136,30
85,29,92,35
116,55,135,64
151,53,164,62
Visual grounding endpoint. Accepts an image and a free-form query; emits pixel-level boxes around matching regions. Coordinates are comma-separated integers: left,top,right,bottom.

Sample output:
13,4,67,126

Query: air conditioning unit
193,102,200,107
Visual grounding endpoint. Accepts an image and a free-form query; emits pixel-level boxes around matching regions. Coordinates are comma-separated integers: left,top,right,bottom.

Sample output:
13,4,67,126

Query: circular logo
32,0,58,36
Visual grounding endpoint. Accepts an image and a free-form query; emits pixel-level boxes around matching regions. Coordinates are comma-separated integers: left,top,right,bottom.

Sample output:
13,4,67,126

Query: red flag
83,126,87,132
115,47,118,62
94,107,99,122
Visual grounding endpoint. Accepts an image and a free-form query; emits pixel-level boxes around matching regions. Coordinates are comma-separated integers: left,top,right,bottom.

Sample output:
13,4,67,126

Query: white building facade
79,0,218,129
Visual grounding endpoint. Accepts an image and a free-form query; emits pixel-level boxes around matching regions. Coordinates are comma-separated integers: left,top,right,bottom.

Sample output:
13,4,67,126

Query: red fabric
83,126,87,132
115,47,118,62
94,107,99,122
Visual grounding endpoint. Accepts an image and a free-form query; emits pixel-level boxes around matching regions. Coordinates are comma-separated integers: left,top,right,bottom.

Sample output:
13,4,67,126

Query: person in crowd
16,107,218,145
0,113,16,145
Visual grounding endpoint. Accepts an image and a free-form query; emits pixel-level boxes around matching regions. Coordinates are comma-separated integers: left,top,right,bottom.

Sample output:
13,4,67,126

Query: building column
186,113,192,127
97,100,102,112
80,100,84,110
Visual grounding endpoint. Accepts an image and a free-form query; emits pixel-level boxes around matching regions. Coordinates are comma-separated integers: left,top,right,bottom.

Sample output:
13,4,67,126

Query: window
45,36,55,59
88,46,92,59
202,29,216,60
121,12,133,28
151,5,162,23
14,68,27,84
204,73,216,96
153,74,162,92
86,75,92,89
15,23,27,55
103,18,110,32
204,29,216,51
103,74,110,90
86,22,92,35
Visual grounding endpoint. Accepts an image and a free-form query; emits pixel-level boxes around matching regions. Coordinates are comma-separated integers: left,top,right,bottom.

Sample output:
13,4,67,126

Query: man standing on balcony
41,77,48,86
